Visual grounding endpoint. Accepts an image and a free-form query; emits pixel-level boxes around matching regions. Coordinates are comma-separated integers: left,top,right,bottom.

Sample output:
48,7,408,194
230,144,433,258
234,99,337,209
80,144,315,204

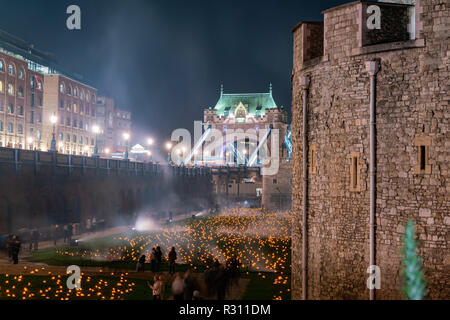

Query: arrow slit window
349,152,360,192
414,135,431,174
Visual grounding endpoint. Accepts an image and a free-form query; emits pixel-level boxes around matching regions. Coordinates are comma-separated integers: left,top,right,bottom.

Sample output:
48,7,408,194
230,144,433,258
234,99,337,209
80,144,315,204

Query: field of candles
3,208,292,300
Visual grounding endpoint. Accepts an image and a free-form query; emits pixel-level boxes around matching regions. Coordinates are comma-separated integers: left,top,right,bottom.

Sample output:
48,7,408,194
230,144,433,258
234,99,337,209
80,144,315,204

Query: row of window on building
59,82,94,103
0,120,94,146
0,101,43,124
0,62,43,88
56,132,94,145
0,120,25,134
0,60,25,79
59,99,94,116
59,115,90,131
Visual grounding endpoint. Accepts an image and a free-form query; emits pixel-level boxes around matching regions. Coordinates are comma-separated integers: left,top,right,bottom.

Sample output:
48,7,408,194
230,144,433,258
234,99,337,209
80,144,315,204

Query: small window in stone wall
414,134,431,174
309,144,317,174
349,152,361,192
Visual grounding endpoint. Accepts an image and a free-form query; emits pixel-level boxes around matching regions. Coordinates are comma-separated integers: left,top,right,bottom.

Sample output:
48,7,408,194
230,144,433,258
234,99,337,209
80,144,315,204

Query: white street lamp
123,132,130,160
50,114,57,152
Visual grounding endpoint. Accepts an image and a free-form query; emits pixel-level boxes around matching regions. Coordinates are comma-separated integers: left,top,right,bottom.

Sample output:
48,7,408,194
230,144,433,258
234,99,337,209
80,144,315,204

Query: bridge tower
201,84,291,209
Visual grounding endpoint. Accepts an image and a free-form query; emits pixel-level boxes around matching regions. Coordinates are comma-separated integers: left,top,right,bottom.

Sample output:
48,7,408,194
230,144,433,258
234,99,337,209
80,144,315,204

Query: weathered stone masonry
291,0,449,299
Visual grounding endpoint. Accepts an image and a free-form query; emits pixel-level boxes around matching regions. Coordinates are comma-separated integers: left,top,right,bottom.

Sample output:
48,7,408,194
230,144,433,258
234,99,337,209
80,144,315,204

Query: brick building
291,0,449,299
95,96,116,154
43,74,98,156
0,29,131,157
95,96,132,156
0,32,45,150
113,107,132,153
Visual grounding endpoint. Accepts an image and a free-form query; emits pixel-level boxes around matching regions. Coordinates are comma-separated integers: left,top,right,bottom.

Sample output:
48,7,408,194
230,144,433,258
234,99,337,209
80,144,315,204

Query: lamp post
123,132,130,160
147,150,152,162
166,142,172,164
93,125,100,157
27,136,33,150
50,114,57,152
147,138,154,162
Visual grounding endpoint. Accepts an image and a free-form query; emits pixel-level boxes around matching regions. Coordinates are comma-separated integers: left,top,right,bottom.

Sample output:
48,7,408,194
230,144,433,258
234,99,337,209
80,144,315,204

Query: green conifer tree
402,219,427,300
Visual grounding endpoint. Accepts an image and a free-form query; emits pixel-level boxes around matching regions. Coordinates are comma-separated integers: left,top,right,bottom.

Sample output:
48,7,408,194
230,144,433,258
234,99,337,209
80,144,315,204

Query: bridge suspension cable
184,126,212,165
248,125,272,167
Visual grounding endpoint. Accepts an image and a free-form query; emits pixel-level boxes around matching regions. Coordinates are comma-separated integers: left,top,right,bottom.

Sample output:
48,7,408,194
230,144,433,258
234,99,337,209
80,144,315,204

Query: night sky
0,0,347,146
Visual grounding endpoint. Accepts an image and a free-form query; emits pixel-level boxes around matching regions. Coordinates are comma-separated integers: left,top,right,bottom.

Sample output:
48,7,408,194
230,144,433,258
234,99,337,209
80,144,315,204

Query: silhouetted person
32,229,39,251
92,217,97,232
136,255,146,272
171,273,184,300
21,231,31,252
155,246,163,272
168,247,177,274
148,275,163,300
11,235,21,264
67,223,73,243
150,247,157,272
63,225,69,243
6,234,13,259
227,256,241,287
183,271,197,300
53,225,59,246
213,259,221,271
86,218,92,233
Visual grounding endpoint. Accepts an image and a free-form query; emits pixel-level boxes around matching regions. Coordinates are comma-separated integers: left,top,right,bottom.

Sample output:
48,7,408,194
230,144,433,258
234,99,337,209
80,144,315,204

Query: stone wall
262,161,292,210
361,1,411,46
291,0,449,300
0,148,214,234
292,22,324,69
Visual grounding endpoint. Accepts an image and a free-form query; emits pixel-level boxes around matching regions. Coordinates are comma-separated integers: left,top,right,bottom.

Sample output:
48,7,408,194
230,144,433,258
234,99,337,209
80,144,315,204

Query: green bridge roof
213,84,278,117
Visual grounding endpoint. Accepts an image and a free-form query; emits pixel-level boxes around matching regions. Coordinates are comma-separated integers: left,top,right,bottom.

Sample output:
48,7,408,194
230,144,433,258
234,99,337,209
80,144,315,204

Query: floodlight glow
134,216,159,232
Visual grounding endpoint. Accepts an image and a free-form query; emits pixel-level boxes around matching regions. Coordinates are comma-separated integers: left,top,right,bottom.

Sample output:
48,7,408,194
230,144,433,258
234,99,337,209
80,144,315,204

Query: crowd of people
136,247,241,300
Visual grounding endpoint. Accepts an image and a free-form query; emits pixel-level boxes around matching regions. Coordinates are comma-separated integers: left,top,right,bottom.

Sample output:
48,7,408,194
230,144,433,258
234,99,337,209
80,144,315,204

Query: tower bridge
198,85,292,210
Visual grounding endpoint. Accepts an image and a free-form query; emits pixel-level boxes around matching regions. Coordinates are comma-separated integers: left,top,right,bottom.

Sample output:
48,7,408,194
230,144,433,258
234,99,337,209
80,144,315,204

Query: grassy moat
1,209,291,300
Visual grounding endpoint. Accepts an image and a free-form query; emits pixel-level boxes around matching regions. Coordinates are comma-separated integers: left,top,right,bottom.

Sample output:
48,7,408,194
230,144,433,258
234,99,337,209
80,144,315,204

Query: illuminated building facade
203,85,292,209
0,33,45,150
42,74,98,155
0,29,132,157
96,96,132,155
203,84,289,165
